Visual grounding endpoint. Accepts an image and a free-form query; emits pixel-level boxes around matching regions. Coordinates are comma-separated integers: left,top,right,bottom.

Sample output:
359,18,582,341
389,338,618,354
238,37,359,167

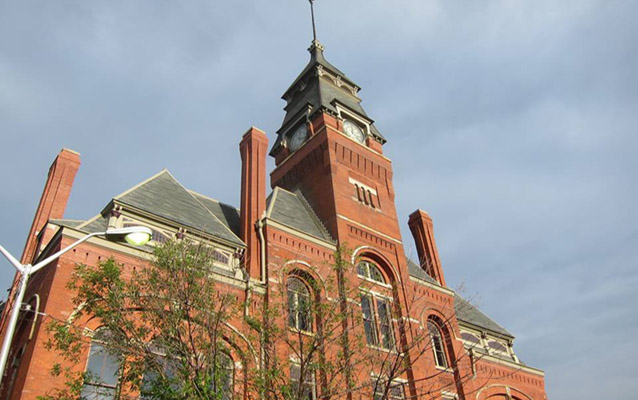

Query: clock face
289,125,307,152
343,120,366,144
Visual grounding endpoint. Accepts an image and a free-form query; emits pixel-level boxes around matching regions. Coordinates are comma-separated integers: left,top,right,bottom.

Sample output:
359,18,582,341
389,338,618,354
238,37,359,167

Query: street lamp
0,226,152,381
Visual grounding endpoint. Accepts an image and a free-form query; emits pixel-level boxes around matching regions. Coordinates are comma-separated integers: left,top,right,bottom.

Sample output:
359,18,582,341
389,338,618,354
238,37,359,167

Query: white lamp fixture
0,225,152,381
105,226,153,246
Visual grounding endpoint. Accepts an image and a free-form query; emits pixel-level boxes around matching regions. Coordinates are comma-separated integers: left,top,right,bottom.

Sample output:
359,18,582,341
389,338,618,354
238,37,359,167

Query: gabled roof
266,187,334,243
189,191,241,239
406,258,437,284
454,296,513,338
406,257,513,338
112,170,245,246
77,215,109,233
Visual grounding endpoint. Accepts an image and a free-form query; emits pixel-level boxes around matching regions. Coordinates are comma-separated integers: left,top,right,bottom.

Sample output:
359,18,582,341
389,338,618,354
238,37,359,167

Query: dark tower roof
270,40,386,157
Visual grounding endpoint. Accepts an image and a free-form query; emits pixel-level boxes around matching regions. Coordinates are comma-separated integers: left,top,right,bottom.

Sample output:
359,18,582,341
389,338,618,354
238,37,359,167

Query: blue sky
0,1,636,398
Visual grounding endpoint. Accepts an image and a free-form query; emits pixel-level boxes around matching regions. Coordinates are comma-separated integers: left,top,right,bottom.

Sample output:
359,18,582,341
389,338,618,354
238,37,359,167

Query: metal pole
0,227,148,383
309,0,317,41
0,231,100,381
0,268,29,381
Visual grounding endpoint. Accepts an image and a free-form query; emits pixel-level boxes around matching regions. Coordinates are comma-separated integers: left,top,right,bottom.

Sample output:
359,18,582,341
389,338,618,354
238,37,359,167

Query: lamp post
0,226,152,381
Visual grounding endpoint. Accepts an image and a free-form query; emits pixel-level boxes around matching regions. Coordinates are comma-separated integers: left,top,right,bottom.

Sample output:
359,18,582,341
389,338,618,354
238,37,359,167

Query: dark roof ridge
454,295,513,338
112,169,171,202
292,188,335,243
162,171,244,245
76,214,104,231
187,189,240,212
265,186,334,243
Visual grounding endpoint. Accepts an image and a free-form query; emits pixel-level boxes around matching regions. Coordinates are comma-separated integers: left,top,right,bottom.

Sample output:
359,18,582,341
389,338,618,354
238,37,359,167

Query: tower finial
309,0,318,42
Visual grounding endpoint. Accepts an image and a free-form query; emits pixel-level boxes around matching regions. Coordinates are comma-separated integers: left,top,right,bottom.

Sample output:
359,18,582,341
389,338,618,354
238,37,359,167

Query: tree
40,240,241,400
246,245,365,400
249,246,474,400
41,241,490,400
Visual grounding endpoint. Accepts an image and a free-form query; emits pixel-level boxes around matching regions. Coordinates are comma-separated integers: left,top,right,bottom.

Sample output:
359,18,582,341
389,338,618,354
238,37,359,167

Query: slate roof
406,257,512,338
49,219,84,229
111,170,244,246
78,215,109,233
406,258,437,284
266,187,334,243
50,172,243,251
189,191,241,239
284,40,352,96
454,296,513,338
270,42,386,156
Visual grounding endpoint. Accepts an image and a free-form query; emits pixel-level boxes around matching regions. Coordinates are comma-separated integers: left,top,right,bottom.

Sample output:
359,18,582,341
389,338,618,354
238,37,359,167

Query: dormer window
213,249,231,266
460,332,481,348
487,340,508,354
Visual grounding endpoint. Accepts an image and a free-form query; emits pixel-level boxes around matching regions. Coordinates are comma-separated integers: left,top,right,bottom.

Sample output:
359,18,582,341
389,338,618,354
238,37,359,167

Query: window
290,363,316,400
213,249,230,265
361,293,395,350
81,329,120,400
460,332,481,348
142,348,234,400
373,381,405,400
487,340,508,353
357,261,385,284
212,352,234,400
428,321,448,368
287,277,312,332
141,350,179,400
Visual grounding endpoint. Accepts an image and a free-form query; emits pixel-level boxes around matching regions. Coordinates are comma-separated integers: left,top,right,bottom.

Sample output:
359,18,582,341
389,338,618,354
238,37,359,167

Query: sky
0,1,636,398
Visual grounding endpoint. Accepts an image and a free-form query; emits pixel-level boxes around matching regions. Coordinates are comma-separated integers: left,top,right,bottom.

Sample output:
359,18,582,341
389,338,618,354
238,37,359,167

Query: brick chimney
21,149,81,264
408,209,446,287
239,127,268,280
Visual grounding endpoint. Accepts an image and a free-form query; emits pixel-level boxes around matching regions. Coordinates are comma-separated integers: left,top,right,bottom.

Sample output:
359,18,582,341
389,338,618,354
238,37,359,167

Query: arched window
141,347,234,399
212,351,234,400
290,362,316,400
427,321,448,368
357,261,385,284
360,293,394,350
141,345,179,400
287,277,312,332
81,329,120,399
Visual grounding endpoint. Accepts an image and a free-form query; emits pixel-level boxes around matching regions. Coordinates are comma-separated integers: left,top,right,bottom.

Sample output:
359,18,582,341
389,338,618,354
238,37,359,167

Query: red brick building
0,39,547,400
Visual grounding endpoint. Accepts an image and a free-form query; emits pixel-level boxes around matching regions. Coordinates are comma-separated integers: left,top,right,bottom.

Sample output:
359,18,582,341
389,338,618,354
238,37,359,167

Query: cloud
0,1,636,399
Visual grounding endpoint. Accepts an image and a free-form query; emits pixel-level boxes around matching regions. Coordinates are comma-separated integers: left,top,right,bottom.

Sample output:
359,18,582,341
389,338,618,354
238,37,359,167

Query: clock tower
270,39,419,285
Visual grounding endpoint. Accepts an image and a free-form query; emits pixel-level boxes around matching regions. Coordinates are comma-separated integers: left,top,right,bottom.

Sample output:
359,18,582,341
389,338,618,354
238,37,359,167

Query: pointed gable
114,170,244,246
266,187,334,243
